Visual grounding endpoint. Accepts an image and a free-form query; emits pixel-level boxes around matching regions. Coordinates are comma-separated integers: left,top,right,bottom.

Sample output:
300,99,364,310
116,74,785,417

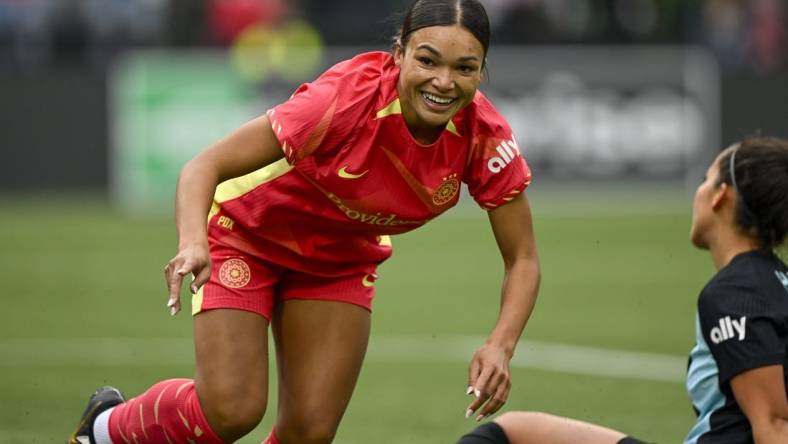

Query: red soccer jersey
208,51,531,276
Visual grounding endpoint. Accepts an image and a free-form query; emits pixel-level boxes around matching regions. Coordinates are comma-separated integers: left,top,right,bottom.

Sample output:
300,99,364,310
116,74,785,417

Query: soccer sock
93,407,115,444
107,378,227,444
262,429,280,444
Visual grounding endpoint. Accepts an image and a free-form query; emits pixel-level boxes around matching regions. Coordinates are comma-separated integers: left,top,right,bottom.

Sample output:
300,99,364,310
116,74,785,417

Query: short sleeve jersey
685,249,788,444
207,51,531,275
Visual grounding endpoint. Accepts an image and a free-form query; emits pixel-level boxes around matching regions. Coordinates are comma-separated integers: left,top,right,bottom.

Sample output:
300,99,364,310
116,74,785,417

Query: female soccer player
457,136,788,444
67,1,541,443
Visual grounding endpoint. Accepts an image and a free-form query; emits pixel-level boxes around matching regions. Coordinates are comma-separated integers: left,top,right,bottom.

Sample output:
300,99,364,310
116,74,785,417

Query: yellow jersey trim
375,98,461,136
192,286,204,316
376,98,402,118
208,157,294,220
446,120,460,136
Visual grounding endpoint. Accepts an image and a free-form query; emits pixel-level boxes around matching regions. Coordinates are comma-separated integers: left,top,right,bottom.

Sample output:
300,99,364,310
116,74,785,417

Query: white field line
0,335,686,383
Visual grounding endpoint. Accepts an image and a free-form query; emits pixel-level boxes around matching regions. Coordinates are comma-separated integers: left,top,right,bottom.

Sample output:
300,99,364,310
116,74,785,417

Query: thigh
194,309,270,424
272,299,371,435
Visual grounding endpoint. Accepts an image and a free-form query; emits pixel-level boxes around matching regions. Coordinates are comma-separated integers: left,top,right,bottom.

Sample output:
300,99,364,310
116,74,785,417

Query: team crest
432,173,460,206
219,258,251,288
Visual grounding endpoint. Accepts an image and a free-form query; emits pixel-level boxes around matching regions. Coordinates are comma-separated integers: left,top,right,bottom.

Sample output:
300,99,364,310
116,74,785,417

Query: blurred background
0,0,786,443
0,0,786,196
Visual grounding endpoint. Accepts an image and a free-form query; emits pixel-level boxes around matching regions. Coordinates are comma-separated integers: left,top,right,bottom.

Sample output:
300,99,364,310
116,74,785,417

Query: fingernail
476,414,484,422
190,285,197,294
466,386,473,395
474,389,481,398
170,306,178,316
465,409,472,418
167,299,175,308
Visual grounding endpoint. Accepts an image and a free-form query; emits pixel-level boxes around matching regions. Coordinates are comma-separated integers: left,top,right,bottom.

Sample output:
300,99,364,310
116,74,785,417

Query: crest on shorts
432,173,460,206
219,258,251,288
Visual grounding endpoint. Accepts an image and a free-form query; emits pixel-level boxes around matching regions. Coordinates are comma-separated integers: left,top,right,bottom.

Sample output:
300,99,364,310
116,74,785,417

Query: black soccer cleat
66,386,126,444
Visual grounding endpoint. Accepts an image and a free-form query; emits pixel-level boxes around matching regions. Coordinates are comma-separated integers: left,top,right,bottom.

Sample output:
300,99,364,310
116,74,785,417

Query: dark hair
716,136,788,248
394,0,491,60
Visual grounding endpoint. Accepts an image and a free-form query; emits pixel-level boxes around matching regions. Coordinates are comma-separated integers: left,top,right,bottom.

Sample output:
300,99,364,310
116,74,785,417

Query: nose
431,66,455,91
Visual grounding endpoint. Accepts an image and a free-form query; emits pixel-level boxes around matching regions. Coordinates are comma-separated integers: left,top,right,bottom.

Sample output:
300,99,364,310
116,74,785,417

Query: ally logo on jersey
487,137,521,174
709,315,747,344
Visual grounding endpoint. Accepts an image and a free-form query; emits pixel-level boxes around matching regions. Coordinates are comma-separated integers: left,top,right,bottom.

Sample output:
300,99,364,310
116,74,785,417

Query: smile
421,91,455,106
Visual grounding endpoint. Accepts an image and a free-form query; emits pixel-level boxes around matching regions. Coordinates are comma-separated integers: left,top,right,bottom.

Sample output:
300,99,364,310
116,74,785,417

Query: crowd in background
0,0,784,73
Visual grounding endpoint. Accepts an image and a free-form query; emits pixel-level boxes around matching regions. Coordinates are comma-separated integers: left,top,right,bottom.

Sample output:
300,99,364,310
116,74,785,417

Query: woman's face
395,24,484,143
690,149,729,249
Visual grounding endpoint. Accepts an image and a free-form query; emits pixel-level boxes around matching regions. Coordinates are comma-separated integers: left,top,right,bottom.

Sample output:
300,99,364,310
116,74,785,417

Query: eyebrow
415,43,480,63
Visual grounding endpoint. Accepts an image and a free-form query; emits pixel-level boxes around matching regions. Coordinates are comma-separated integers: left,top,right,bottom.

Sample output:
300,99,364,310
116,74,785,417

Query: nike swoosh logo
362,274,376,287
337,165,369,179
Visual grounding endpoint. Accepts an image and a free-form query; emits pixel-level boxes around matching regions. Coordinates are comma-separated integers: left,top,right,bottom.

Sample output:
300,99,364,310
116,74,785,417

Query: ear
711,183,731,211
393,42,404,66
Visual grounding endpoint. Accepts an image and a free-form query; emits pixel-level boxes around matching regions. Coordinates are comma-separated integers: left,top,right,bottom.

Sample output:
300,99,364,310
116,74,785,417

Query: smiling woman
392,0,490,143
395,24,484,143
67,1,541,444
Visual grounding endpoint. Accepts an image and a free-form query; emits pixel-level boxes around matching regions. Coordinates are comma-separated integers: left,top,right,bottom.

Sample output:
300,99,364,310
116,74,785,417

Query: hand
465,343,512,421
163,243,211,316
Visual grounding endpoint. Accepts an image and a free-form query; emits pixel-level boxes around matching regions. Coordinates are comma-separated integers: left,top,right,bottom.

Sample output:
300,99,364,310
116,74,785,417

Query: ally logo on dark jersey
710,316,747,344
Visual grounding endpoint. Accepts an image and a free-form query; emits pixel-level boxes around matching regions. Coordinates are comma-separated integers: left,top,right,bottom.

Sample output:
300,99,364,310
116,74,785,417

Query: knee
203,389,266,440
277,414,339,444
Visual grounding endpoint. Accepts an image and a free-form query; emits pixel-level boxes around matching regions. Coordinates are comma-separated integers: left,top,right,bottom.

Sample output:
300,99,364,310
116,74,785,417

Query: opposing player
67,1,541,443
456,136,788,444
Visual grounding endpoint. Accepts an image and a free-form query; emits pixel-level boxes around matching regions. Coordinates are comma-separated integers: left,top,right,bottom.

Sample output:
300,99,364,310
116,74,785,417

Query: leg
272,300,370,444
194,308,270,441
104,309,269,444
494,411,627,444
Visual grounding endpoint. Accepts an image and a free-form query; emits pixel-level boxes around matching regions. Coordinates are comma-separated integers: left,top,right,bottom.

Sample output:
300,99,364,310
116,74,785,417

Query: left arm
466,192,541,420
731,365,788,444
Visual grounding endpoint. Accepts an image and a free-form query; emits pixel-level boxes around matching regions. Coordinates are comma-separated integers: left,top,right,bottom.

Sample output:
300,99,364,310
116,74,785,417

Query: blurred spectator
207,0,286,45
750,0,786,71
700,0,787,73
701,0,750,70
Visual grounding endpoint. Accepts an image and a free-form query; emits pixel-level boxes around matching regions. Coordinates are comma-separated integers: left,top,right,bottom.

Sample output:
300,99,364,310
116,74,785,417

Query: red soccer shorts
191,243,378,320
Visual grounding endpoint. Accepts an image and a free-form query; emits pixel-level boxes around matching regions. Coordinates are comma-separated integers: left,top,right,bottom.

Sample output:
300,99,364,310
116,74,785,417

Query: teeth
422,92,454,105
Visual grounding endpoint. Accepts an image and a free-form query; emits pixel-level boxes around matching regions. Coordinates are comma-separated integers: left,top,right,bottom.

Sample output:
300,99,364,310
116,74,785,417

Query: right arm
731,365,788,444
164,115,284,315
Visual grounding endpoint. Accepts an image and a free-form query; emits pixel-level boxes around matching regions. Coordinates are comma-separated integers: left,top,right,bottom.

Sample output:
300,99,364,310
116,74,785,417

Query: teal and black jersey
685,249,788,444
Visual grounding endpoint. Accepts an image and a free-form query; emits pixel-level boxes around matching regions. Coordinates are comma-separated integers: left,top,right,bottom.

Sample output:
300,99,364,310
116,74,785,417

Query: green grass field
0,184,712,443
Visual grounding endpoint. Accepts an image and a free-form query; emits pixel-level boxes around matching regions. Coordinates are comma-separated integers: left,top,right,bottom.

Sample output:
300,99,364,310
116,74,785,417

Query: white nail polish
167,299,175,308
466,386,474,395
476,414,484,422
465,409,472,418
170,306,178,316
474,389,481,398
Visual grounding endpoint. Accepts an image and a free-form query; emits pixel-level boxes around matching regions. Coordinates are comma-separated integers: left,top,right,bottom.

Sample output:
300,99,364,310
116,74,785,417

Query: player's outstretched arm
732,365,788,444
466,193,540,420
164,115,285,315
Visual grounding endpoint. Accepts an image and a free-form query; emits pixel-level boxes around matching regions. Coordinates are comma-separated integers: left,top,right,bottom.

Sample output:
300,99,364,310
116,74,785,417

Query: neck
708,227,762,270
